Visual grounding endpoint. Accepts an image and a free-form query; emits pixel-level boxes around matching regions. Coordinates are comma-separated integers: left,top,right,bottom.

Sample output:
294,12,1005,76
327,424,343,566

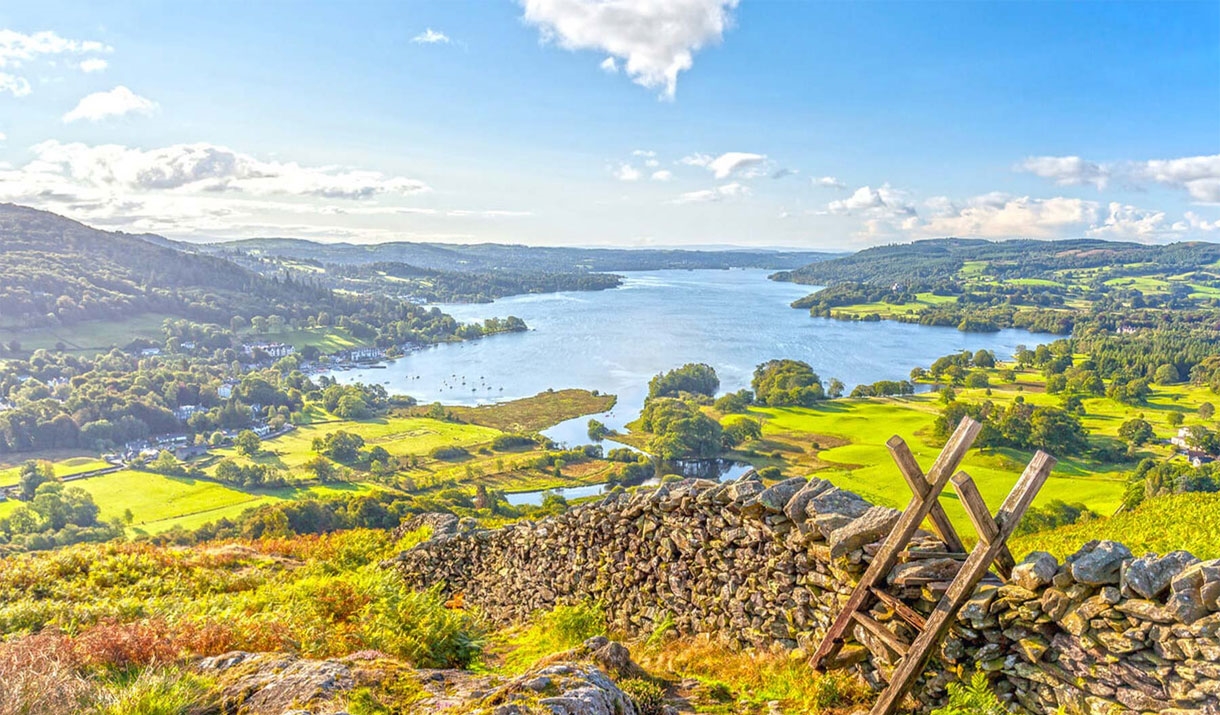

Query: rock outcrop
392,472,1220,714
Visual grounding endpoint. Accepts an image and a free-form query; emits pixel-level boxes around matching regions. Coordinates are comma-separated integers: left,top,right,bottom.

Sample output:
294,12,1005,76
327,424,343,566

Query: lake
331,269,1044,445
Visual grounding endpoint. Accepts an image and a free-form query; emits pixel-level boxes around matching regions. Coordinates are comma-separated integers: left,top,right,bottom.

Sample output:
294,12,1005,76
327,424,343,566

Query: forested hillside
209,236,832,272
0,204,340,329
773,237,1220,285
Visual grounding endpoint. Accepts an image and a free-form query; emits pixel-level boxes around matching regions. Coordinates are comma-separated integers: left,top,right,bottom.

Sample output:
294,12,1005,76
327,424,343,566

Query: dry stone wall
392,473,1220,714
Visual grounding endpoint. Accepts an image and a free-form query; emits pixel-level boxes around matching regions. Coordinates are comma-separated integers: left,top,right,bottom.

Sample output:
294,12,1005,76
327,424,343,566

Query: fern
930,672,1006,715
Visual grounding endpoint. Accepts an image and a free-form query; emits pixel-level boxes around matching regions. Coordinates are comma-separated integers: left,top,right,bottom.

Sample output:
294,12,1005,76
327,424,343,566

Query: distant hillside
0,204,344,330
773,237,1220,285
205,236,833,273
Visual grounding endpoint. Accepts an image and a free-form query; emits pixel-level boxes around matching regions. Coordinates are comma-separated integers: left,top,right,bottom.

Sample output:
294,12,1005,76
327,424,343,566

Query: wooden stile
808,417,1057,715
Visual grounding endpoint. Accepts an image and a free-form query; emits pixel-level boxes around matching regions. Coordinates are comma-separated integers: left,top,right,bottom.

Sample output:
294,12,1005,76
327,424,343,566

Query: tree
1118,418,1153,447
973,350,996,369
1029,407,1087,455
1168,412,1185,427
722,417,762,448
647,363,719,399
587,419,610,441
17,460,54,502
751,360,824,407
827,378,845,399
234,429,262,457
1201,402,1215,420
1154,363,1181,385
304,455,339,482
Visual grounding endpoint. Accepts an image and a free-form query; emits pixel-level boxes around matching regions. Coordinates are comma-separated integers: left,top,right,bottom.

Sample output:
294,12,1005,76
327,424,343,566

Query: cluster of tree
312,430,388,466
775,237,1220,288
637,397,723,460
713,389,754,413
751,360,826,407
0,465,119,552
213,459,289,488
648,363,720,399
1124,458,1220,509
1014,500,1099,536
327,261,623,304
849,380,914,398
935,397,1088,456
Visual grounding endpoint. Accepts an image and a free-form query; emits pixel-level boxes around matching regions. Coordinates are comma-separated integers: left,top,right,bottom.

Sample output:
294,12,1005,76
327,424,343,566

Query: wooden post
809,417,981,669
868,451,1056,715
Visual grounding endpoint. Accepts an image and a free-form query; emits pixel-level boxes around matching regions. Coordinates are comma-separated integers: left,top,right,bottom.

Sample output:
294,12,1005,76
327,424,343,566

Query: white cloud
707,152,764,179
1172,211,1220,233
0,29,111,96
631,149,655,157
1086,202,1167,240
673,181,749,204
1017,156,1109,189
828,184,915,217
0,71,31,97
599,56,618,73
770,168,796,179
650,170,672,181
520,0,738,100
679,152,713,168
1140,155,1220,203
78,57,108,73
411,28,451,44
0,130,6,142
62,86,159,123
816,175,846,189
916,193,1098,238
612,163,641,181
1019,153,1220,203
3,140,430,200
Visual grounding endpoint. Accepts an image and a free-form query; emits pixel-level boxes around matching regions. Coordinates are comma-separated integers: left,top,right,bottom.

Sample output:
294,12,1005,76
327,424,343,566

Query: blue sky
0,0,1217,248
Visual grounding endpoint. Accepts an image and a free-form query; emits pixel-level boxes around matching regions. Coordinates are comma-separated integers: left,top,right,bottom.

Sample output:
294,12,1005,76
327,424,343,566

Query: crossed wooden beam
808,416,1057,715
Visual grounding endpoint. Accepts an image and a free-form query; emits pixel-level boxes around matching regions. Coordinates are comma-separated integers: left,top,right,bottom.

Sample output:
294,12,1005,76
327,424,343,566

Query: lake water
332,268,1042,445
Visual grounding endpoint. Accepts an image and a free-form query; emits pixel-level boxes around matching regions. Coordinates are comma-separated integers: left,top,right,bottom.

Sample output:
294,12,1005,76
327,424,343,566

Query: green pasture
0,456,112,487
0,313,170,354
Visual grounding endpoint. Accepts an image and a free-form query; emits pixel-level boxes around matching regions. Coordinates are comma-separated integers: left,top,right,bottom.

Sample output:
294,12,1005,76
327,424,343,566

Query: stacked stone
391,472,1220,714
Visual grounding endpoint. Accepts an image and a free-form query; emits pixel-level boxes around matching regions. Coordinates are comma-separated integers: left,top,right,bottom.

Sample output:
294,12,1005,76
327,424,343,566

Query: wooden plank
901,550,967,560
809,417,981,669
871,587,927,629
869,451,1056,715
852,611,910,657
887,437,966,554
950,471,1016,579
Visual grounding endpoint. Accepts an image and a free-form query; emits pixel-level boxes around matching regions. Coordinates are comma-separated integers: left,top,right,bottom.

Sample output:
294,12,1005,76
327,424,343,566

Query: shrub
429,445,470,461
99,668,215,715
360,576,484,668
620,678,666,715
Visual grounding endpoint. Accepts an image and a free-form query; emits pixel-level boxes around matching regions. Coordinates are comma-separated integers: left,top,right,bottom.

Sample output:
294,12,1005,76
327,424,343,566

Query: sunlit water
330,269,1043,502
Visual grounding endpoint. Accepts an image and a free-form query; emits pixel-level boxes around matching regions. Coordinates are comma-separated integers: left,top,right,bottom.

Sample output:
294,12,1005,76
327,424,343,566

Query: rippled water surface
332,269,1042,439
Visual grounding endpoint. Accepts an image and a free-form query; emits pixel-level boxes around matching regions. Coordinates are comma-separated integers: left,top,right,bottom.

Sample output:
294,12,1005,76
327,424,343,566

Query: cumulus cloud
0,72,31,97
650,170,672,181
770,168,796,179
0,29,112,96
1019,153,1220,203
1,140,430,201
1140,155,1220,203
599,56,618,73
679,151,765,179
1017,156,1109,189
1086,202,1167,240
520,0,738,100
916,193,1098,238
63,86,158,123
816,176,846,189
828,184,915,217
78,57,108,72
672,181,749,204
411,28,451,44
612,163,641,181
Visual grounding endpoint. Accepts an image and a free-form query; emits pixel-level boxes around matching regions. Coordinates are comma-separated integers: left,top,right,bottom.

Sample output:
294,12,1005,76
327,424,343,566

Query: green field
0,456,112,487
0,313,170,354
738,396,1129,539
0,469,381,534
827,292,956,320
243,325,364,352
1014,492,1220,560
428,389,616,432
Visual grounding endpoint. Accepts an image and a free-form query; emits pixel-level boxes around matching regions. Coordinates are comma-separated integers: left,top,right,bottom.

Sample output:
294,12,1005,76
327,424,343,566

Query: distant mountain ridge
205,236,834,273
0,204,343,330
773,237,1220,285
